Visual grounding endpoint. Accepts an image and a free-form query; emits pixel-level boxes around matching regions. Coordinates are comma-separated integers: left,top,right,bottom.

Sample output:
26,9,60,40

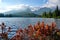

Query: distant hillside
0,7,55,17
5,12,40,17
34,7,53,15
4,7,54,15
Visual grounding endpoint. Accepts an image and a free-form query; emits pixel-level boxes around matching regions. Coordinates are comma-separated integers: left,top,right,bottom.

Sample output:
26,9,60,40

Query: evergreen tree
0,13,4,17
42,12,47,18
54,6,59,17
52,12,56,18
48,10,52,18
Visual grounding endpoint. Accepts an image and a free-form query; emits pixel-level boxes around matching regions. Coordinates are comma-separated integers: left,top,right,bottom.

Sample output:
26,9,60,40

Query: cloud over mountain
0,4,40,13
0,0,60,13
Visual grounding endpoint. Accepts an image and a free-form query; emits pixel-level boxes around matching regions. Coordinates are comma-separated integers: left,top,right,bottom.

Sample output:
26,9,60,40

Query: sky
0,0,60,13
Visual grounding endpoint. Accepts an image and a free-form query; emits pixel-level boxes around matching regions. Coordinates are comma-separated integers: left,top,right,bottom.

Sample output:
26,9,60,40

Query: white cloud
0,0,2,3
41,0,60,8
30,7,40,11
7,4,40,11
0,4,40,13
0,0,60,13
49,0,58,3
0,4,30,13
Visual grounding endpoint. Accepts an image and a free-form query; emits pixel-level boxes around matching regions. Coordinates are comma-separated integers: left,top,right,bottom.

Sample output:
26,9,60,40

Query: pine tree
48,10,52,18
54,6,59,17
42,12,47,18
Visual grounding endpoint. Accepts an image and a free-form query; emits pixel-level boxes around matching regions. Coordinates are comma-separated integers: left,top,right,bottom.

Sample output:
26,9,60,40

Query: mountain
34,7,53,15
4,12,40,17
4,7,32,14
10,12,40,17
4,8,40,17
4,7,54,17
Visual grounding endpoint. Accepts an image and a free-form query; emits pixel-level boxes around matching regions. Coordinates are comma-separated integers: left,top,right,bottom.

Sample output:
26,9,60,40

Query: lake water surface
0,18,57,38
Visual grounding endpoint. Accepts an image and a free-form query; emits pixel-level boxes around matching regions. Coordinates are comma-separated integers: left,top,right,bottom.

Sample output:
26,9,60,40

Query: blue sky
2,0,47,6
0,0,60,13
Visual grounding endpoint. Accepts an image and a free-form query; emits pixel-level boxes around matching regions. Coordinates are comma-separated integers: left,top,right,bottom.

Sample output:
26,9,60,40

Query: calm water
0,18,56,38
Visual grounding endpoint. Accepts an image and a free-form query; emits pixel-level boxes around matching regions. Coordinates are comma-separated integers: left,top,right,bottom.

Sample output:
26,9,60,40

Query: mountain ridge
4,7,53,15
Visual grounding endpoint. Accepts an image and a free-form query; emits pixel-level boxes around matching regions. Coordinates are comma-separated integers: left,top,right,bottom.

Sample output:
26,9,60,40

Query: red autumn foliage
11,21,56,40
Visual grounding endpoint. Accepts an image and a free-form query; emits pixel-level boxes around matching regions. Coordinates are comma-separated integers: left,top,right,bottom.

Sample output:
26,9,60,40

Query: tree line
42,6,60,18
